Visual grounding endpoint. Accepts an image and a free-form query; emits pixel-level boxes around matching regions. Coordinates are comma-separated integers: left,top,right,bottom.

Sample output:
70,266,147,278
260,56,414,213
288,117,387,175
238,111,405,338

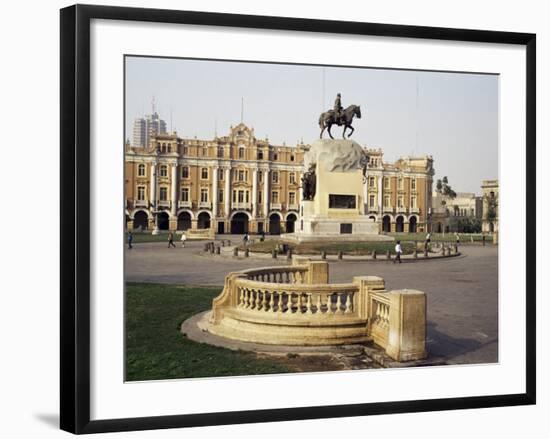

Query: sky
125,56,498,195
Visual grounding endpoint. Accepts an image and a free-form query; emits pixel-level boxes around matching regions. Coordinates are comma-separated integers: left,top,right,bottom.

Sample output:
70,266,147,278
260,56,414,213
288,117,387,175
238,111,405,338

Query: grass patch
241,240,415,255
388,232,489,242
125,283,292,381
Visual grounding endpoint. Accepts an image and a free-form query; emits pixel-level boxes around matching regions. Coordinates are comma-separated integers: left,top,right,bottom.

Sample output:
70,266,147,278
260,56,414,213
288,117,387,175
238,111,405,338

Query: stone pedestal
282,139,391,243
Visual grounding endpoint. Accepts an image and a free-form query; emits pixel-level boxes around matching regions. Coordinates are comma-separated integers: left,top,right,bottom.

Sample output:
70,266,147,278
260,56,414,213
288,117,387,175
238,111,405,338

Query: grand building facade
125,123,434,234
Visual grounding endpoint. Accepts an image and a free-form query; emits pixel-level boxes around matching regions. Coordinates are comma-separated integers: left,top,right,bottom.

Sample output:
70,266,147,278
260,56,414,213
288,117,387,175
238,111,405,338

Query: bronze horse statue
319,104,362,139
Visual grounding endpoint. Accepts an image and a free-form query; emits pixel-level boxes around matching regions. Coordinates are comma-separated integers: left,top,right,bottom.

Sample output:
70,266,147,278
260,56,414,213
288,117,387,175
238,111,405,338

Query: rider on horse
333,93,343,125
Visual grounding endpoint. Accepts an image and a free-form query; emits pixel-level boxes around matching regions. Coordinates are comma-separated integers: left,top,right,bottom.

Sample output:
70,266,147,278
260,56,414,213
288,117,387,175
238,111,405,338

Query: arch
177,211,192,231
230,212,249,234
368,215,377,222
269,213,281,235
382,215,391,233
157,211,170,231
229,210,252,221
267,211,283,220
197,211,211,229
395,215,405,233
132,210,149,231
176,208,194,220
285,213,298,233
409,215,418,233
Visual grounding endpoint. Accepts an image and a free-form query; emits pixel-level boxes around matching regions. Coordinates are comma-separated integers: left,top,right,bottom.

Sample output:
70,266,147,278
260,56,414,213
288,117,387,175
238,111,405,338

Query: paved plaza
125,237,498,366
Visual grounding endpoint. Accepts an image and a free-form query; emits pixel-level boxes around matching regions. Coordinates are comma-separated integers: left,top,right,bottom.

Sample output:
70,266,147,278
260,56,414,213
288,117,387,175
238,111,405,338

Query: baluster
244,288,250,308
265,291,272,311
375,301,380,321
344,292,353,313
305,293,312,314
285,272,290,283
335,293,343,313
315,294,322,314
326,294,332,313
295,293,301,313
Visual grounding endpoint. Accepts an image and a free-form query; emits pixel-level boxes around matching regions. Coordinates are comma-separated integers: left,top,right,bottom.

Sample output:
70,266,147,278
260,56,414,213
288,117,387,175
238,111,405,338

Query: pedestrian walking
180,232,187,248
168,232,176,248
455,232,460,247
425,232,431,251
260,230,265,242
243,233,249,246
127,231,133,249
393,240,403,264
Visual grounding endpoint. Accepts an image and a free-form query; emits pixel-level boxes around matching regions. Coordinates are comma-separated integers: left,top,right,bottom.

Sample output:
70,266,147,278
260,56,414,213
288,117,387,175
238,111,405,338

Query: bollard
338,251,343,260
244,248,249,258
233,247,239,257
413,249,418,259
321,251,327,260
372,250,377,260
272,249,278,259
215,246,221,255
386,250,391,260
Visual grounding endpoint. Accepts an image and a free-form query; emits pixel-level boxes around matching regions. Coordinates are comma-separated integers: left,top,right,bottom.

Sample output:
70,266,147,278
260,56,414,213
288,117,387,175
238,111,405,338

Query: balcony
382,206,394,213
199,201,212,209
288,203,299,211
410,207,420,214
134,199,148,208
178,200,192,208
158,200,171,208
270,203,282,210
232,202,252,210
396,206,408,214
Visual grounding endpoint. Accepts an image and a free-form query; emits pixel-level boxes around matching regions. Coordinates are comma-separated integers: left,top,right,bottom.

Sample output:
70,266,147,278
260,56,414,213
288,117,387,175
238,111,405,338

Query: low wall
206,260,427,361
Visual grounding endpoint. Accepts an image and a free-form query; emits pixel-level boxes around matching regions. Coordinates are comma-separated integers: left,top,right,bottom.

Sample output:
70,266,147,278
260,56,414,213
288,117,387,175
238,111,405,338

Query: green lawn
241,240,415,255
388,232,489,242
125,283,292,381
128,232,173,243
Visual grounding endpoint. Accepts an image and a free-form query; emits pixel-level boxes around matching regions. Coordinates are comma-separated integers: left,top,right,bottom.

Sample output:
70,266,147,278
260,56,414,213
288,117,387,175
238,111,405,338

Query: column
149,162,156,205
263,169,269,218
378,175,383,215
224,168,230,218
252,168,258,217
212,166,218,219
170,164,177,217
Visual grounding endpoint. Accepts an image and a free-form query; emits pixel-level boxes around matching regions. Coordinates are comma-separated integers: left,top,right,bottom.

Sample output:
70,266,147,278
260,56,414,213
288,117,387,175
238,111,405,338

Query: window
398,177,404,190
258,172,263,182
273,153,278,161
183,146,189,155
384,195,390,207
258,191,262,203
271,191,279,203
201,168,208,179
237,190,245,203
159,187,168,201
369,177,375,188
217,147,224,158
398,196,404,207
411,178,417,190
289,192,296,205
290,154,295,162
384,177,390,189
369,195,376,207
289,172,296,184
180,187,189,202
202,147,207,156
181,166,189,179
272,171,279,183
232,190,237,203
137,164,145,176
218,189,224,203
200,188,208,202
218,169,224,181
411,195,417,207
238,147,245,159
238,170,245,182
257,151,264,160
137,186,145,200
159,165,168,177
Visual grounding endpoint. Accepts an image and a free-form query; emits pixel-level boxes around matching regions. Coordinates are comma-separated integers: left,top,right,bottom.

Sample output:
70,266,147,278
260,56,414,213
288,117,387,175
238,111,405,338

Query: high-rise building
132,101,168,147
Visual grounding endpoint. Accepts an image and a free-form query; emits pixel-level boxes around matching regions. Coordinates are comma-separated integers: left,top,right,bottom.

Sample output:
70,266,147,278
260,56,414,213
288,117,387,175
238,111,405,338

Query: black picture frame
60,4,536,434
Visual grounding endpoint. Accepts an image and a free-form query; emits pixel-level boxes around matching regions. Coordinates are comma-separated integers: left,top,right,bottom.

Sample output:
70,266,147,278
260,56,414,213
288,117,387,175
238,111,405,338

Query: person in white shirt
394,240,402,264
180,232,187,248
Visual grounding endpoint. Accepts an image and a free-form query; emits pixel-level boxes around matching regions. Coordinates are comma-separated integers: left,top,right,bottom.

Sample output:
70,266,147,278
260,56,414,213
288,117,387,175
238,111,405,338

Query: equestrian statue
318,93,362,139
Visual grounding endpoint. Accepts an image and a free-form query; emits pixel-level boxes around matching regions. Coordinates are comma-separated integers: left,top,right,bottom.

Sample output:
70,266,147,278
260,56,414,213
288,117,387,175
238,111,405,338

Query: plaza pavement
125,237,498,366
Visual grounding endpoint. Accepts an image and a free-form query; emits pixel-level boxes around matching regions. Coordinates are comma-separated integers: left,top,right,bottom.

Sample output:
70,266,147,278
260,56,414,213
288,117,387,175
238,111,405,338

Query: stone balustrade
207,260,427,361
